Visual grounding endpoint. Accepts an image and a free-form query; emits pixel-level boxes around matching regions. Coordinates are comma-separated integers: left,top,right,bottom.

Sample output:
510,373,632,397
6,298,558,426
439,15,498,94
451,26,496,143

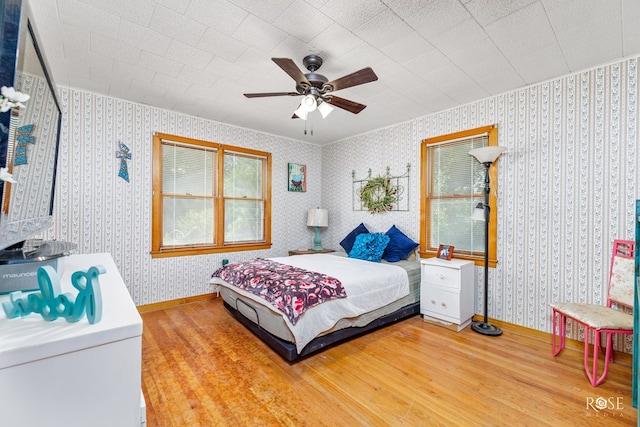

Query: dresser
420,257,475,331
0,253,145,426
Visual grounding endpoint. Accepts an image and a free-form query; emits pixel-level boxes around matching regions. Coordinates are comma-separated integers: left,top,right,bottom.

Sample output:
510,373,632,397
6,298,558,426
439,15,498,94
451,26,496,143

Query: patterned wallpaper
44,89,323,306
323,57,638,346
322,121,420,245
44,55,638,345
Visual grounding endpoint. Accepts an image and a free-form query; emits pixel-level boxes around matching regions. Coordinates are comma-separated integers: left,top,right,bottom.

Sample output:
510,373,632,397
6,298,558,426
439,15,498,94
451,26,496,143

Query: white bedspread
210,253,410,353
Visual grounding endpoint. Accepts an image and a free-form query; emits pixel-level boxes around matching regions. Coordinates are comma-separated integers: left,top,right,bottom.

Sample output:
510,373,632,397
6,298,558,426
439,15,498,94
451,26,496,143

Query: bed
210,252,421,362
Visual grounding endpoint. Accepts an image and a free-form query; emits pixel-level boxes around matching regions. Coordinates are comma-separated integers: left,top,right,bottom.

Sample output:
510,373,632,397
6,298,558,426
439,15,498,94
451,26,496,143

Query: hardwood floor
141,298,636,426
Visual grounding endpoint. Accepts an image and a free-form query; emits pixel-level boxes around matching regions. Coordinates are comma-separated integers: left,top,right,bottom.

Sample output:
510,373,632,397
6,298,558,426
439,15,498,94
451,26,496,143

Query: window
419,125,499,266
151,133,271,257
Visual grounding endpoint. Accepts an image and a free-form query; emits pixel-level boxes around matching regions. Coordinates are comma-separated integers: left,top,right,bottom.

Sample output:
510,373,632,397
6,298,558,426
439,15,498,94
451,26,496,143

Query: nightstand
288,248,335,256
420,257,475,332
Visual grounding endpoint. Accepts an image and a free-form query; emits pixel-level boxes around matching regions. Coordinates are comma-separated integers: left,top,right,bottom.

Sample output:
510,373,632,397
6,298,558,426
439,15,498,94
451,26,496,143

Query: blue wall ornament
115,140,131,182
13,123,35,165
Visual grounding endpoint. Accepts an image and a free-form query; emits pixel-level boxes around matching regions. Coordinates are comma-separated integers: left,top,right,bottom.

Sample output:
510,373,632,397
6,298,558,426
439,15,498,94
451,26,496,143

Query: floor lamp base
471,321,503,336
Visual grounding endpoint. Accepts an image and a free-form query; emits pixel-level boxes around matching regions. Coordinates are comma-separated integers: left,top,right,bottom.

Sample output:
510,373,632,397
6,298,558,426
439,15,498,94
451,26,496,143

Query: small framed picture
288,163,306,192
437,244,454,260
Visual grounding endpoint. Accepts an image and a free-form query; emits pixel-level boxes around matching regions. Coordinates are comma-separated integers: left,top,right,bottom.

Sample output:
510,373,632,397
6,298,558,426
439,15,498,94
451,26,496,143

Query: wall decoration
352,164,410,213
360,176,397,213
115,141,131,182
13,124,35,165
437,244,454,260
288,163,306,192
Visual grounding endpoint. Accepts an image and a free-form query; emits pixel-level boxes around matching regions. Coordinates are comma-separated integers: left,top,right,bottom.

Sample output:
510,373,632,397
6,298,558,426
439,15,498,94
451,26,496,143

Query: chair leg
551,309,566,356
596,331,606,358
598,331,615,362
584,328,613,387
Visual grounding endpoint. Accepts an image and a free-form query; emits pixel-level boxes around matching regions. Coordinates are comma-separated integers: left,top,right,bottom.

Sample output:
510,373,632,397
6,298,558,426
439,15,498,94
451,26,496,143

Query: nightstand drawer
421,265,462,289
421,288,461,320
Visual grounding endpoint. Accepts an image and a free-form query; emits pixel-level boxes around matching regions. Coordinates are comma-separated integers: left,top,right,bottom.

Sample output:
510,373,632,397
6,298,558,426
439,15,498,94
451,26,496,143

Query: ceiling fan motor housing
303,54,323,72
302,55,331,94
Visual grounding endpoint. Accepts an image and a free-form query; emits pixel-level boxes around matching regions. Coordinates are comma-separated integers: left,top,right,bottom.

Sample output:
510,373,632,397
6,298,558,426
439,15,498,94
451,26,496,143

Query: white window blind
161,141,217,247
223,151,266,244
427,135,487,255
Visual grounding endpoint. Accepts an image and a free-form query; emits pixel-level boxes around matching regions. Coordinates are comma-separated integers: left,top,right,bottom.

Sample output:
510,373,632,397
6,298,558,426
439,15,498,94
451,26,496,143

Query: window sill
151,243,272,258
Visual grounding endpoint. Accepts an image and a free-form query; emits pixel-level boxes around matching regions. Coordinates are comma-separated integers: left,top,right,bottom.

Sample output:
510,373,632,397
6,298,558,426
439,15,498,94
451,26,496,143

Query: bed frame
223,300,420,362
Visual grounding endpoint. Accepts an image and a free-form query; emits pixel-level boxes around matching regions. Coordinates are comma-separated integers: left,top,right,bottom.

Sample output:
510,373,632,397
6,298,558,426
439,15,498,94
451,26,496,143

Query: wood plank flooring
141,298,636,426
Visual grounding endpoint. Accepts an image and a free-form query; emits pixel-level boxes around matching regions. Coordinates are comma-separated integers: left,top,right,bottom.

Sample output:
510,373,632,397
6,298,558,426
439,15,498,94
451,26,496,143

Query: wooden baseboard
137,293,219,313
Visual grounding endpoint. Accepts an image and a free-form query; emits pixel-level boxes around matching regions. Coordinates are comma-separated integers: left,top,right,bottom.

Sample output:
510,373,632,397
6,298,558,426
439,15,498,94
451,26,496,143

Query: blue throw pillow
382,225,419,262
339,223,369,253
348,233,390,262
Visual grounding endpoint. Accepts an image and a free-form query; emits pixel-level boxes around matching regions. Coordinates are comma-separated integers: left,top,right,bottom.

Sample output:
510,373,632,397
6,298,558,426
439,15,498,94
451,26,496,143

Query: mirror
0,1,62,251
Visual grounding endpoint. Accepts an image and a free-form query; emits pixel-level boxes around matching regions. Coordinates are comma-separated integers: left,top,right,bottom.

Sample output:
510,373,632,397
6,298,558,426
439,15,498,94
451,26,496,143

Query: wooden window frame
419,125,499,267
151,132,272,258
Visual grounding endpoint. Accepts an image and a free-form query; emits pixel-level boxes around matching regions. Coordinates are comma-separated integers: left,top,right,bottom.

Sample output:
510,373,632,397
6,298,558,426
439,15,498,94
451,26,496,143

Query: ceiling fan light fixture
302,94,317,112
317,101,334,118
294,104,308,120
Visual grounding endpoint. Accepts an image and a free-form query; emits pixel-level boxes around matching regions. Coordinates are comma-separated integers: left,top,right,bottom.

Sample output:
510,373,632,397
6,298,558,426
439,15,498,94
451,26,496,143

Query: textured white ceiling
27,0,640,144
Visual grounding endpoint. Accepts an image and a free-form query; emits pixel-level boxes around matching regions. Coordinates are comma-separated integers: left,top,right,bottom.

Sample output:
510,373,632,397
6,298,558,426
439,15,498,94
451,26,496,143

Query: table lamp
307,208,328,251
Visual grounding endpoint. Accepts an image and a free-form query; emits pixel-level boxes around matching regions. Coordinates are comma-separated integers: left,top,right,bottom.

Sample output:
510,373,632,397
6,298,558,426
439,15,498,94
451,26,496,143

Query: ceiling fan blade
244,92,302,98
324,67,378,92
272,58,310,86
324,95,367,114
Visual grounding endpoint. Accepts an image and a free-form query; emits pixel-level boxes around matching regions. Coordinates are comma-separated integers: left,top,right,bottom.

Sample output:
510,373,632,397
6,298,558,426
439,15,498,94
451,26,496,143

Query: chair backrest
608,240,635,308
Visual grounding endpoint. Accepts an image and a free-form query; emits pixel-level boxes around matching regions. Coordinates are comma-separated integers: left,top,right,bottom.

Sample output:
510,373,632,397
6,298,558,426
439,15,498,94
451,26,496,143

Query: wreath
359,176,397,214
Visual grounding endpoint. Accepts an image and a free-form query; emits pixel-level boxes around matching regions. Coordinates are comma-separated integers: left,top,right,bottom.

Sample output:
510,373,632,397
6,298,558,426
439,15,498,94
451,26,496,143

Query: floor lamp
469,145,506,337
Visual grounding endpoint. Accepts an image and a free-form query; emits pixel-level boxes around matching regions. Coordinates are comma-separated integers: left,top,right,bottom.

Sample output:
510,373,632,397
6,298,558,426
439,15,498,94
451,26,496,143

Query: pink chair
549,240,635,386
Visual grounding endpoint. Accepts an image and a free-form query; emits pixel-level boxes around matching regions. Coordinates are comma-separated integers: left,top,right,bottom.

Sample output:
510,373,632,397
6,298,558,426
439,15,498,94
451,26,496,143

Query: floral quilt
211,258,346,325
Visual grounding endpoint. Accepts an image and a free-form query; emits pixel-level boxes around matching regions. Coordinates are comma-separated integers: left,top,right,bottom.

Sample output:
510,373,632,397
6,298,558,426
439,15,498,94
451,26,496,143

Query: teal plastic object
634,199,639,408
2,265,105,324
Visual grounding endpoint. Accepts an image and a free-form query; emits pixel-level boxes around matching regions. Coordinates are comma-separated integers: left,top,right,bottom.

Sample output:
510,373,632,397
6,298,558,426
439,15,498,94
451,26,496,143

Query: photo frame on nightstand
437,244,454,260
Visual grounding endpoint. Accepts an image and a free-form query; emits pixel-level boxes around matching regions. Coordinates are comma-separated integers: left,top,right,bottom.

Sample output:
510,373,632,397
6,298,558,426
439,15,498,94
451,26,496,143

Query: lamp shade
307,208,328,227
469,146,506,164
302,95,317,112
294,104,308,120
317,101,334,118
470,202,485,221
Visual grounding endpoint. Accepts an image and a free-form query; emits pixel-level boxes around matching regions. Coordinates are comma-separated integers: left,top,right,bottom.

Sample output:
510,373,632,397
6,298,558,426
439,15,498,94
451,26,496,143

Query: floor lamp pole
471,162,503,336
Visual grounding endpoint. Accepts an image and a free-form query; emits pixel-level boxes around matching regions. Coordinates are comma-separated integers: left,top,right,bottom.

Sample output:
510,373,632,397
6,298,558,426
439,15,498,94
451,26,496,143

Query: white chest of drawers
0,253,144,426
420,257,475,331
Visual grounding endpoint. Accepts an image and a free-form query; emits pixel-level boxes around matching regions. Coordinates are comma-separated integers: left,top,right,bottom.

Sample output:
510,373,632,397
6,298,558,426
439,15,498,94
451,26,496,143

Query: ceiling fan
243,55,378,119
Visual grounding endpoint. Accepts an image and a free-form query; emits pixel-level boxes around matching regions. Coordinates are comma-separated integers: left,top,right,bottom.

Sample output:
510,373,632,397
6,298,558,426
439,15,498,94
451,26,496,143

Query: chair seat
550,302,633,330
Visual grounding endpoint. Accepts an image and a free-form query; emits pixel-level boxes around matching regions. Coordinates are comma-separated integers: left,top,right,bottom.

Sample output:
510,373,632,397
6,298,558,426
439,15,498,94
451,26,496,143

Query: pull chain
303,114,314,136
